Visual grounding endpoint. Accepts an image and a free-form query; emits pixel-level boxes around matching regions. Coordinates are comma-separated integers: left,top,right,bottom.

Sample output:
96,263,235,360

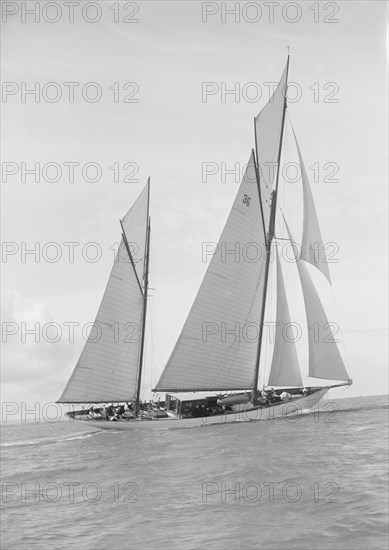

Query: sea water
1,395,388,550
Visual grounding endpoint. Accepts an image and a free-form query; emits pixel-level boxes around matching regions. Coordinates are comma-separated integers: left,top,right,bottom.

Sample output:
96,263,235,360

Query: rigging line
120,224,143,295
134,216,150,416
148,276,157,394
252,54,290,396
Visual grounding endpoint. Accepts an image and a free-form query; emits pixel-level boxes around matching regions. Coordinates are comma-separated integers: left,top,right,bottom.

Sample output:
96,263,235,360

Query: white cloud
1,290,76,408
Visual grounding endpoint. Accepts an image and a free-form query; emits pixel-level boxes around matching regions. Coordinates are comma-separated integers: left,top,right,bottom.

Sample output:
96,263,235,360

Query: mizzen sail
154,152,269,392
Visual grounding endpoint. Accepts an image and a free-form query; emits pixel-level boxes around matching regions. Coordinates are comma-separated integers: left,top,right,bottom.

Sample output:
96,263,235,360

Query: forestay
154,152,269,392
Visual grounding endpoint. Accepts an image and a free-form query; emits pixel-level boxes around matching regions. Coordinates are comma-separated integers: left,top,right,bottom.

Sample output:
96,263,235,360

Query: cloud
1,289,75,407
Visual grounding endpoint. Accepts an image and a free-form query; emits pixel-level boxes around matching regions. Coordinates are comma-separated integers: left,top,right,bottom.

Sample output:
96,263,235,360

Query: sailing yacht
58,56,352,430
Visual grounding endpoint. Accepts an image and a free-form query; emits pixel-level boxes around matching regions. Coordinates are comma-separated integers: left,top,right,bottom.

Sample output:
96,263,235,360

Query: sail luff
134,214,150,416
142,178,151,281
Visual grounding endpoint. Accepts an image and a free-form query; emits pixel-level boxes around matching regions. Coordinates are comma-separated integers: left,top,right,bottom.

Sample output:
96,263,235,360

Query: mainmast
252,54,289,399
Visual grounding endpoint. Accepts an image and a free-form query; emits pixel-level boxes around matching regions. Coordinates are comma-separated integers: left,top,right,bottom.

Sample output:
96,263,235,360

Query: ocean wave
1,430,104,449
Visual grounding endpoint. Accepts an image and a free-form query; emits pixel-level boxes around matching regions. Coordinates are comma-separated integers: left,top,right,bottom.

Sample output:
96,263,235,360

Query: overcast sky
1,1,387,417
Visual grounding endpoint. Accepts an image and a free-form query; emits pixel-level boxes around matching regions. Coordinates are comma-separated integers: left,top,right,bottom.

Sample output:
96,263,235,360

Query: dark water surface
1,395,388,549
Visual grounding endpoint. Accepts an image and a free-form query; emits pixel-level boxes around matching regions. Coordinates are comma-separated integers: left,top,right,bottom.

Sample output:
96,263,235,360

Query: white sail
255,61,288,229
121,179,149,287
285,220,349,382
58,185,149,403
154,152,269,392
267,249,302,387
293,130,331,283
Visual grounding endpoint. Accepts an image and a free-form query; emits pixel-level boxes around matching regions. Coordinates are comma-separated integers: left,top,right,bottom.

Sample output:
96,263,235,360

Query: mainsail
58,183,149,403
267,249,303,387
154,152,269,392
284,219,349,382
293,130,332,284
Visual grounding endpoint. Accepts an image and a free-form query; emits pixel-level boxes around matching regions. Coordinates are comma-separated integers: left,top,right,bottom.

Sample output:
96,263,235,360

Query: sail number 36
243,194,251,206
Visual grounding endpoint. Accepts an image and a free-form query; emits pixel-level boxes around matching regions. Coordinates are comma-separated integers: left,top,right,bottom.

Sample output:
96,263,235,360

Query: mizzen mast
134,178,151,417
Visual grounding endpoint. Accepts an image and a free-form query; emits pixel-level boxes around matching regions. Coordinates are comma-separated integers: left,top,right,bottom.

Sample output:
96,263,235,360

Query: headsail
58,184,149,403
284,219,349,382
254,60,288,229
267,248,303,387
293,129,331,284
154,152,269,392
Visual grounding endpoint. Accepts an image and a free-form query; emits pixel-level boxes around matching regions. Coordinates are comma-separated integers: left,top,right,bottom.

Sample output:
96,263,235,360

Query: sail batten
154,152,269,393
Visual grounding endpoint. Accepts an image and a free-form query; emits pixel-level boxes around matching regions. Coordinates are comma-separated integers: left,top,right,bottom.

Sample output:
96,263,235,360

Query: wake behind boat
58,54,352,430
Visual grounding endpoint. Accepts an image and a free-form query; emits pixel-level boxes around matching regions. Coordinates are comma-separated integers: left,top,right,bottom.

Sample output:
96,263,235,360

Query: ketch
58,54,352,429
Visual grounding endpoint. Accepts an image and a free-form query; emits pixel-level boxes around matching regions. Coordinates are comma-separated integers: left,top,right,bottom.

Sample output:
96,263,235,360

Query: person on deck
106,404,116,420
116,404,125,418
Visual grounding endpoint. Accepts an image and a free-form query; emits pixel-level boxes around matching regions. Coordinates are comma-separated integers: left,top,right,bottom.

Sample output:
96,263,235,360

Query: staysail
254,60,288,229
293,130,331,284
267,248,303,387
58,184,149,403
284,219,349,382
154,152,269,392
